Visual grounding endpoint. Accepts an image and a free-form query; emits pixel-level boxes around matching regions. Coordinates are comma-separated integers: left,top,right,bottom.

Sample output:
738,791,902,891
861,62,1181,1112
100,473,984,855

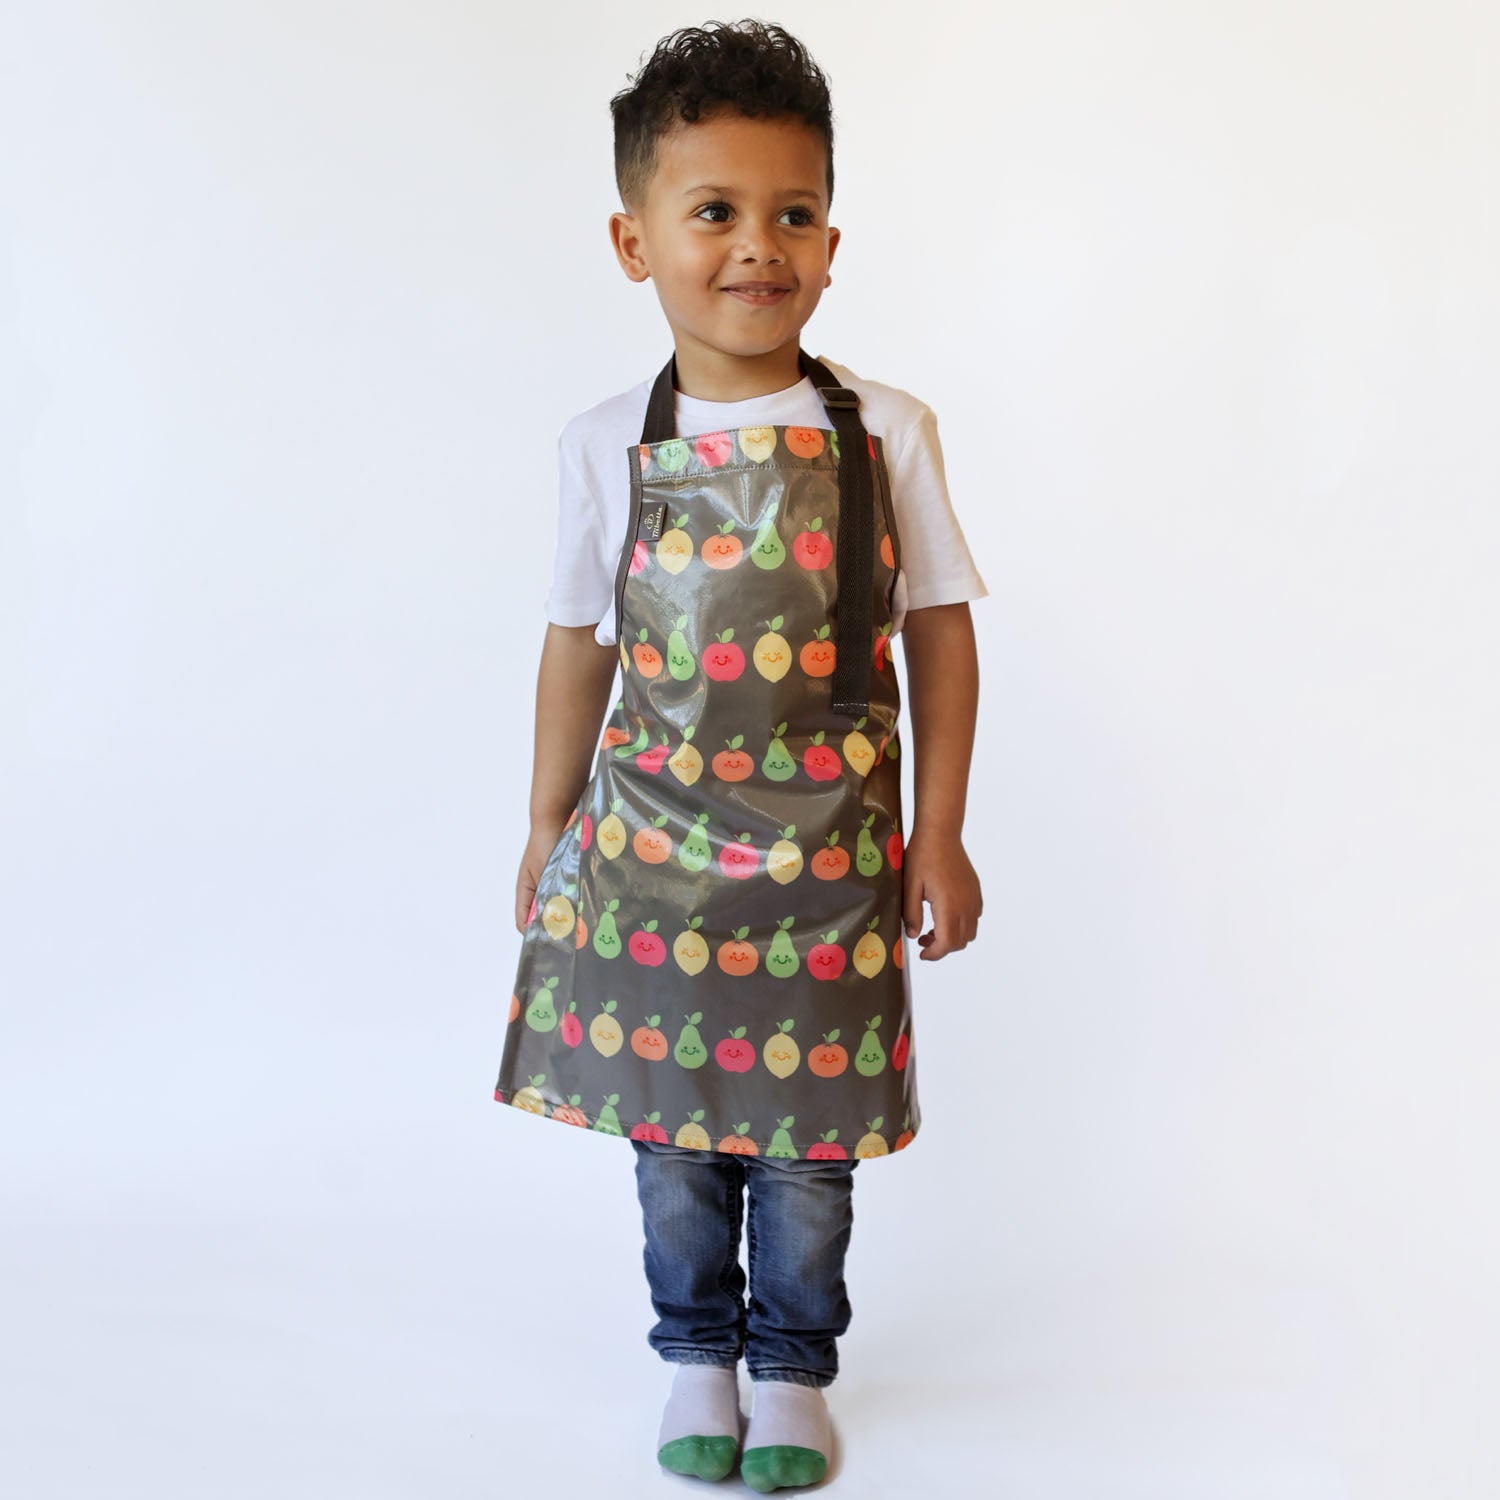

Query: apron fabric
493,348,920,1161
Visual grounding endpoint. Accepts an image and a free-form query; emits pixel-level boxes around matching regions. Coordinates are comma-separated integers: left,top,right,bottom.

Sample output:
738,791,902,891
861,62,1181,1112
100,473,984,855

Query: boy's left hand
901,829,983,959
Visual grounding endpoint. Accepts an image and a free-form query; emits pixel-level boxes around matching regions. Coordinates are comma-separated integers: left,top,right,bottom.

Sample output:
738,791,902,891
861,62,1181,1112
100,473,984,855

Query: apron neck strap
637,347,874,718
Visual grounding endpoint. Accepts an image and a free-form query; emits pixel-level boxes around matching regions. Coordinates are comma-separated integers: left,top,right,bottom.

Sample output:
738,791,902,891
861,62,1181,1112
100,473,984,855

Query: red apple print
636,735,672,774
526,893,538,923
695,430,733,467
802,730,842,781
715,1026,756,1072
703,628,746,682
629,921,666,966
630,1110,669,1143
637,443,651,472
578,813,593,852
808,930,846,981
891,1030,910,1071
874,624,892,671
628,538,650,576
807,1129,847,1160
560,1003,583,1049
794,518,833,570
886,824,904,869
718,833,761,880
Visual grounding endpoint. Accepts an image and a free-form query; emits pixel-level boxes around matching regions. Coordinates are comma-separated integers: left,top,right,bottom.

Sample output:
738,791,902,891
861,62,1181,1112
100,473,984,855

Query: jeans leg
632,1138,747,1366
743,1154,858,1387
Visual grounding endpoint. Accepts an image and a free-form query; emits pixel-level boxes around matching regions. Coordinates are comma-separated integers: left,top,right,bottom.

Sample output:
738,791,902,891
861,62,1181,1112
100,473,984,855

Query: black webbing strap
637,347,873,717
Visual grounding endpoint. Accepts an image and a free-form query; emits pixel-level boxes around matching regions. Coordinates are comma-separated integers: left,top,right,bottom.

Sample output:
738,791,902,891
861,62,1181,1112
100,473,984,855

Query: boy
498,18,985,1490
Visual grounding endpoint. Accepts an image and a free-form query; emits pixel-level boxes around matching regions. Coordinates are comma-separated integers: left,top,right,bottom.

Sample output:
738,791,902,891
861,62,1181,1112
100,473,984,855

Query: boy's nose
732,228,786,261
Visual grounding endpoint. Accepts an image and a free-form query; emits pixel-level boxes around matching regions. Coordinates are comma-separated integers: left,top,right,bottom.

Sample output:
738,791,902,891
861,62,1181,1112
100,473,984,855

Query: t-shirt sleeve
888,402,989,610
542,422,615,628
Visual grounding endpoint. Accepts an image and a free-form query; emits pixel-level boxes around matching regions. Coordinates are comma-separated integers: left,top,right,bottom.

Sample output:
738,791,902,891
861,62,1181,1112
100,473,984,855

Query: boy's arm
514,621,620,931
897,601,984,958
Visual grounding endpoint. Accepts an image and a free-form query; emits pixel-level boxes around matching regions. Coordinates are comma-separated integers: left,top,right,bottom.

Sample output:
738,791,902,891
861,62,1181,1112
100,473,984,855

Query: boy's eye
695,202,815,227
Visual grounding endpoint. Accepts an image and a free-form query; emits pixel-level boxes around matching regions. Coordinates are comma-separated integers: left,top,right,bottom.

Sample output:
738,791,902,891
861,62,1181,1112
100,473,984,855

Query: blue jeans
631,1139,860,1388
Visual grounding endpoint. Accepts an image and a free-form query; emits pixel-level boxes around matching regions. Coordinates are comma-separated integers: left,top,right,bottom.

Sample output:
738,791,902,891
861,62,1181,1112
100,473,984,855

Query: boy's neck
669,337,808,403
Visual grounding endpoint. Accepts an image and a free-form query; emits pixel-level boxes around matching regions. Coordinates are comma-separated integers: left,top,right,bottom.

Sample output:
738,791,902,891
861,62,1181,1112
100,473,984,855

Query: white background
3,3,1496,1497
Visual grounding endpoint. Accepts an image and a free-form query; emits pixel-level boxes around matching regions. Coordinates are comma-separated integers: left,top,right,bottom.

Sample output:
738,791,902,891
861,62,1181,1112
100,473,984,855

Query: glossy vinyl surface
494,421,919,1161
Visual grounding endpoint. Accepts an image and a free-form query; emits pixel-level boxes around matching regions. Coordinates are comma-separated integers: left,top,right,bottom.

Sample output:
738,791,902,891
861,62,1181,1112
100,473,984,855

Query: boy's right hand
515,821,568,933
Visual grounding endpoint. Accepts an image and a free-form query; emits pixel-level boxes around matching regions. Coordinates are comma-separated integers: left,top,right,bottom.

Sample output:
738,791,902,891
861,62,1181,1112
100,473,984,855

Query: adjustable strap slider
820,386,860,409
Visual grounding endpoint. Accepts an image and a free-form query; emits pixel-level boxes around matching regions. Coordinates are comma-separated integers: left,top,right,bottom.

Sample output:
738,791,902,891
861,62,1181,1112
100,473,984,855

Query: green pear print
594,1092,625,1135
766,916,800,978
751,498,787,570
593,898,623,959
762,721,796,781
674,1011,708,1069
679,812,712,873
666,614,696,680
766,1115,799,1159
855,813,884,876
526,975,559,1032
855,1014,887,1076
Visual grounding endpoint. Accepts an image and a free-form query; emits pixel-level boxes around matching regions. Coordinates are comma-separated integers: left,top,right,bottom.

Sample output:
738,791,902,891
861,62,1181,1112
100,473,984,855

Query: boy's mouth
724,286,791,306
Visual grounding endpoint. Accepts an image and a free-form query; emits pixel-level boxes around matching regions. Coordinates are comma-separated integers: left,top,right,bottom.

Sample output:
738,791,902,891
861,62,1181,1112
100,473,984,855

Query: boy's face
610,110,840,378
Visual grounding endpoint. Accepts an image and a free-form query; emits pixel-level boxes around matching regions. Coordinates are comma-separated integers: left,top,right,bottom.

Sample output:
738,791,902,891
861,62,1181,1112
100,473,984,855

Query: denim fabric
631,1138,859,1388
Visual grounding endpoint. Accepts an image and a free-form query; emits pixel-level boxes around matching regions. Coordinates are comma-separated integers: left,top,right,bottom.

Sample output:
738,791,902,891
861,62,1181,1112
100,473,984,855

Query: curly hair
610,19,835,215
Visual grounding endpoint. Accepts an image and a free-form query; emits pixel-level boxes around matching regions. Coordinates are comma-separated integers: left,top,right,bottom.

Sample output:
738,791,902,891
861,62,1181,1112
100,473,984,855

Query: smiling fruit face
540,894,575,940
673,929,710,974
632,826,671,863
695,431,732,467
739,426,777,463
702,534,743,570
799,640,836,677
711,748,753,782
809,1040,847,1077
767,946,798,977
703,643,745,681
657,528,693,573
763,1035,800,1078
754,633,791,680
589,1013,622,1056
718,842,759,878
853,933,886,977
717,940,758,976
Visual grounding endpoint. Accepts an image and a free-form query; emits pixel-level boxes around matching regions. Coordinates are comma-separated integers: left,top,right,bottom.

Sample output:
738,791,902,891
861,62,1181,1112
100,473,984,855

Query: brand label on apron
637,500,669,542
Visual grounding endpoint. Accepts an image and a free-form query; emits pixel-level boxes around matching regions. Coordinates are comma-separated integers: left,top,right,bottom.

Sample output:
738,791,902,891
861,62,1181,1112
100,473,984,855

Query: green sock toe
740,1443,828,1492
657,1433,740,1481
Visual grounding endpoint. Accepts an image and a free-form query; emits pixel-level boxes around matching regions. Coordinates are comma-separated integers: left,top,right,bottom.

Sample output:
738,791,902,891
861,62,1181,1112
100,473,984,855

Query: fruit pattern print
494,421,921,1161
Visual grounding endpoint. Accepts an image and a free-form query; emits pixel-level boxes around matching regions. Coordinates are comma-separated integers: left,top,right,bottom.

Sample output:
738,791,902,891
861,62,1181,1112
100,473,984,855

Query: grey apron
493,347,920,1160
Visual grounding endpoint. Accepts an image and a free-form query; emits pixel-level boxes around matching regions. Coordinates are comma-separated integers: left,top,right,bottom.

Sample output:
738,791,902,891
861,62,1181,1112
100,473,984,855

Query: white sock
741,1380,832,1492
656,1362,742,1479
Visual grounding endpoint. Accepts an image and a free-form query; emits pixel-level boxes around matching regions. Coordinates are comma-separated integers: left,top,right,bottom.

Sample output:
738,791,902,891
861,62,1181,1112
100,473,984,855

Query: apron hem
491,1085,918,1162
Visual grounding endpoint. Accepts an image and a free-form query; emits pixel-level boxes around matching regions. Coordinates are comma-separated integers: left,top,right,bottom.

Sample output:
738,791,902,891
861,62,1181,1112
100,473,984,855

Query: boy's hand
901,828,982,959
514,821,568,934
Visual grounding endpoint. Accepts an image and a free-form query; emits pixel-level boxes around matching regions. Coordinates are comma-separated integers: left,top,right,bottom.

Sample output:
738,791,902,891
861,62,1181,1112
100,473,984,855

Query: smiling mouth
724,287,791,305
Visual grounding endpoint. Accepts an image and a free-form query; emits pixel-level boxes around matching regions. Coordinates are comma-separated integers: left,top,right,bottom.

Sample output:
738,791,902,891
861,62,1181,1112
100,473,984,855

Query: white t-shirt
543,353,989,646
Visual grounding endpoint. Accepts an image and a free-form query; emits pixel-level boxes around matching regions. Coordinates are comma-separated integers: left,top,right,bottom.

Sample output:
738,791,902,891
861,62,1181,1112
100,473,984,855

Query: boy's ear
825,224,841,285
610,211,651,284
